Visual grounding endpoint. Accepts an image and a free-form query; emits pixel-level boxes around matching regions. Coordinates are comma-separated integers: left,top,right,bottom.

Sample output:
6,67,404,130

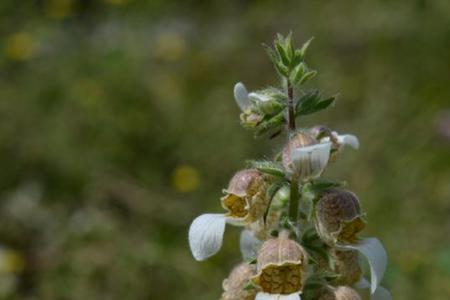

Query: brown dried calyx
315,189,366,245
251,231,307,295
318,286,362,300
331,249,362,286
221,169,270,224
221,263,257,300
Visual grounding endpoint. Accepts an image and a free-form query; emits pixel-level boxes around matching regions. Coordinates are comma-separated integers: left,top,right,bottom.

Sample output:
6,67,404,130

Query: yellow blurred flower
0,249,25,274
154,32,187,62
44,0,75,19
5,32,35,61
172,165,200,193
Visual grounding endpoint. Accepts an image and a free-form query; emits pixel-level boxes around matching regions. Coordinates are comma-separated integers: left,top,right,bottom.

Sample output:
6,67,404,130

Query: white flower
189,169,269,261
290,142,331,180
355,277,392,300
256,292,301,300
337,237,388,295
188,213,228,261
189,213,266,262
320,131,360,150
234,82,250,111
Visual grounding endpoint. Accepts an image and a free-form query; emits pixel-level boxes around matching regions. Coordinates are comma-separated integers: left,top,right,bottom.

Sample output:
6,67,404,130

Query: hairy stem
286,79,299,224
287,82,296,131
289,175,300,223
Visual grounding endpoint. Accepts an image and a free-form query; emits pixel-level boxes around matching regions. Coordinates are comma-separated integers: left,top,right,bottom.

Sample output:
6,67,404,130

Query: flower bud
315,189,366,245
282,132,331,180
240,111,264,129
221,169,270,224
221,263,257,300
248,89,285,115
318,286,362,300
331,249,362,286
252,231,307,295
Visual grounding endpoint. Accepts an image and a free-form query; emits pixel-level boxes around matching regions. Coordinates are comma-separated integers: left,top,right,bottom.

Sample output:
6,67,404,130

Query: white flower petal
371,285,392,300
337,134,360,149
354,277,370,289
234,82,250,111
338,238,387,294
240,229,262,260
256,292,301,300
355,278,392,300
188,213,227,261
290,142,331,180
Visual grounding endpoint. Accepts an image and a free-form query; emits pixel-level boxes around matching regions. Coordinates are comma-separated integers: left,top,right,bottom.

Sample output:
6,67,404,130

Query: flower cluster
189,34,391,300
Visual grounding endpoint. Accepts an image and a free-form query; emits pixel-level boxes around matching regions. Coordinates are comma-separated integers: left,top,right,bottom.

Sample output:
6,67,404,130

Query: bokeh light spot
171,165,200,193
5,32,35,61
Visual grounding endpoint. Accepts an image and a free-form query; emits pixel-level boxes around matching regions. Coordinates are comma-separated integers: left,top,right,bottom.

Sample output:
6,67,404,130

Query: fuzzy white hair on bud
234,82,250,111
256,292,301,300
337,238,387,294
188,213,227,261
290,142,331,180
249,92,272,102
240,229,262,260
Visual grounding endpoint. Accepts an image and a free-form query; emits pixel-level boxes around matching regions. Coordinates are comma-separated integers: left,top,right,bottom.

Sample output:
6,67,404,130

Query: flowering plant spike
188,33,391,300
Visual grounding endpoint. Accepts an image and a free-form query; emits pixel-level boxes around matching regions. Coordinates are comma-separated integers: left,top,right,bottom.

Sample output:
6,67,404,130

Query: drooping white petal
188,213,227,261
354,277,370,289
337,134,360,149
256,292,301,300
234,82,250,111
355,278,392,300
240,229,262,260
290,142,331,180
338,238,387,294
372,285,392,300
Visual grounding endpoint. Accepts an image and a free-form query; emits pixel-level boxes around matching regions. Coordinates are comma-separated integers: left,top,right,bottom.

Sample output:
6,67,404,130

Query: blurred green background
0,0,449,299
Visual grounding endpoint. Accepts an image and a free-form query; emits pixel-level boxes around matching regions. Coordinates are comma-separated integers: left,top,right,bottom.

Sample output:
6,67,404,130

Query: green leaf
299,37,314,59
254,110,286,136
263,44,278,64
285,31,294,62
299,70,317,85
247,160,285,177
275,39,290,67
295,90,321,113
243,281,257,291
309,178,346,192
296,91,336,116
313,97,335,111
274,61,289,76
290,62,307,85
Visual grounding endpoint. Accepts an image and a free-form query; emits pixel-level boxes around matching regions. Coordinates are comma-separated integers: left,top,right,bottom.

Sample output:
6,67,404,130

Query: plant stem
287,82,296,131
286,79,299,224
289,175,300,223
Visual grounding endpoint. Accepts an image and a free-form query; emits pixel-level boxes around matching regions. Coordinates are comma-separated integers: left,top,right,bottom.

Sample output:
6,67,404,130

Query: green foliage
246,160,286,177
295,90,336,116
